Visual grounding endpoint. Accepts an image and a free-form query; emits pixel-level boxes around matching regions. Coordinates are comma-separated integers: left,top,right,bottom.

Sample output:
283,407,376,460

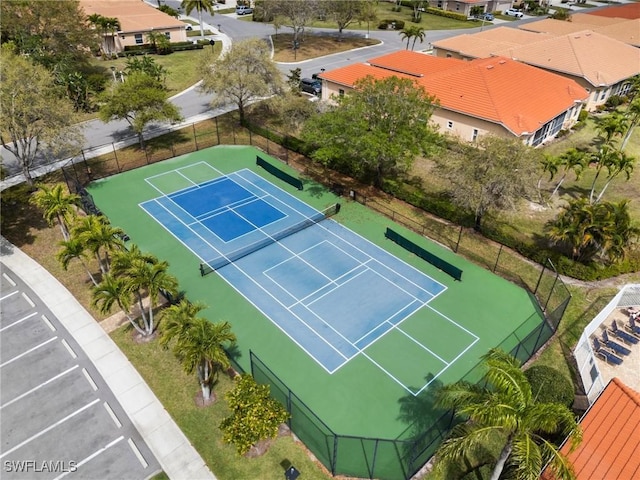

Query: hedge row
243,122,639,281
422,7,468,21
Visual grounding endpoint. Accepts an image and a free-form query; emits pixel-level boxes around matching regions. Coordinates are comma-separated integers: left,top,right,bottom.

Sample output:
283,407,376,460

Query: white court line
103,402,122,428
0,399,100,459
0,366,79,410
21,292,35,308
361,351,417,396
53,436,124,480
82,368,98,391
426,304,480,340
128,438,149,468
0,311,38,332
0,337,57,368
41,314,56,332
2,272,17,287
61,339,77,359
395,325,450,365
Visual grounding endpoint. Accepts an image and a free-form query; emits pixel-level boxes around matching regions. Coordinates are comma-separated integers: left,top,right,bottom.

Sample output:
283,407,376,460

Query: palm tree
545,198,600,261
92,273,146,336
159,299,207,349
434,349,581,480
57,238,99,286
597,200,640,263
146,30,170,54
181,0,215,39
621,96,640,150
30,184,80,240
537,153,560,191
410,26,426,51
72,215,124,275
593,149,634,203
588,144,617,204
551,148,587,196
595,111,628,146
112,247,178,336
173,318,236,401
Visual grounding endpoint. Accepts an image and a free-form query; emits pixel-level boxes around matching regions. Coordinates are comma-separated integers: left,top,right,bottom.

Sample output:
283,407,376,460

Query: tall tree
399,25,426,50
1,0,99,70
57,238,99,287
160,300,208,349
595,111,628,146
30,184,79,240
98,72,182,148
72,215,124,275
545,198,639,263
357,0,378,38
621,96,640,151
323,0,364,41
551,148,587,196
200,38,284,124
0,46,85,186
181,0,215,39
301,75,439,188
435,136,540,231
111,247,178,336
593,149,634,204
271,0,319,45
92,274,146,335
173,317,236,401
434,349,581,480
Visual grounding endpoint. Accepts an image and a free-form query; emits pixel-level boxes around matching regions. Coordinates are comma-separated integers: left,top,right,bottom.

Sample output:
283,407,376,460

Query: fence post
533,261,547,295
493,244,503,273
192,123,199,150
455,225,463,253
331,435,339,475
215,116,220,145
144,146,150,165
266,130,270,154
544,273,559,312
233,123,236,145
112,144,121,172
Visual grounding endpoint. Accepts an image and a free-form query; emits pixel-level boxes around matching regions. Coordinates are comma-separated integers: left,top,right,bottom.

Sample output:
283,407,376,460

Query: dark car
235,5,253,15
478,12,494,20
300,78,322,96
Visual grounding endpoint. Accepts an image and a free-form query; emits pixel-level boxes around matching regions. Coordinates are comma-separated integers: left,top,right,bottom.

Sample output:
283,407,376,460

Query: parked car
300,78,322,96
504,8,524,17
478,12,494,20
235,5,253,15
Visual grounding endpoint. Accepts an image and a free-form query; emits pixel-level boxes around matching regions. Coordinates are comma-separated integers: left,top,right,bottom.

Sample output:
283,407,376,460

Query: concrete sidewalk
0,237,216,480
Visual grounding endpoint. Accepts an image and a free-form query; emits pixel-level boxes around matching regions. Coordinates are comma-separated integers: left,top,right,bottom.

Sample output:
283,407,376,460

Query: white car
504,8,524,17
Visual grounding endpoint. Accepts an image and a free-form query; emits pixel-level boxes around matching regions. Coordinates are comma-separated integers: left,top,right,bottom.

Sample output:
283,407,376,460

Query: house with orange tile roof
520,16,640,48
585,1,640,20
425,0,512,17
79,0,188,54
432,27,640,110
541,378,640,480
319,50,588,146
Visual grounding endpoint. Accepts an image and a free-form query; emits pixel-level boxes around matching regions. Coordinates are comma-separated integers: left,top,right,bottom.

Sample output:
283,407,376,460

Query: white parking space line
0,337,57,368
82,368,98,392
0,290,18,301
128,439,149,468
103,402,122,428
52,436,125,480
41,314,56,332
21,292,35,308
2,273,17,287
61,339,77,359
0,399,100,459
0,311,38,332
0,366,79,410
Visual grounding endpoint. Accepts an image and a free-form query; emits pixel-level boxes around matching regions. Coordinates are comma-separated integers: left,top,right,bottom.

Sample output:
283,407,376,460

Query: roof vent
486,65,494,69
499,60,506,64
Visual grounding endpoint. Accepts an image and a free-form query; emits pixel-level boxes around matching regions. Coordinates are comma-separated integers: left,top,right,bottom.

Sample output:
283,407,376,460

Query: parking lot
0,264,160,480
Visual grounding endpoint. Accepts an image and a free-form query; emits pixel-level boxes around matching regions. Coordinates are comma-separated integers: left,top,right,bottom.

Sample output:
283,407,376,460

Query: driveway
0,264,161,480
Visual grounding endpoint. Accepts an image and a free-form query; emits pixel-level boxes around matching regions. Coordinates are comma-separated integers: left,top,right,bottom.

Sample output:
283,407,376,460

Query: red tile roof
544,378,640,480
586,2,640,19
320,51,588,136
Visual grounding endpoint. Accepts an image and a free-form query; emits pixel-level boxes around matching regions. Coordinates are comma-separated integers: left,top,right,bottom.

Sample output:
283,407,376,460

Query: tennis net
200,203,340,275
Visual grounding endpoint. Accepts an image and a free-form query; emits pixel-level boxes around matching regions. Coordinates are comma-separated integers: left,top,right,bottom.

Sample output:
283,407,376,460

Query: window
598,89,607,101
472,128,479,141
532,112,566,146
135,33,143,44
164,32,171,40
447,121,453,129
338,89,345,97
446,53,452,58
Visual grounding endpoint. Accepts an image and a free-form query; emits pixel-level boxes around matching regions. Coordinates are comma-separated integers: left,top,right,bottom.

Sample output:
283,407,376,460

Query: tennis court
87,146,546,469
139,163,478,394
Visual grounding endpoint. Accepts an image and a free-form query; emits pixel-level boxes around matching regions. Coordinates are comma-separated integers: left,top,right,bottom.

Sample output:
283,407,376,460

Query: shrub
525,365,574,407
605,95,625,110
219,374,289,456
378,19,405,29
578,109,589,122
422,7,468,21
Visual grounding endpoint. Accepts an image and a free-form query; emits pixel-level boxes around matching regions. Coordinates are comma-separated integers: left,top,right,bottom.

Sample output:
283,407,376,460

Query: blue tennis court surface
141,163,478,394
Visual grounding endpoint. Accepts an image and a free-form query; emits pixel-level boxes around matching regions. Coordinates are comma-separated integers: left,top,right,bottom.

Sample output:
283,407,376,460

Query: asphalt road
0,264,160,480
0,6,533,184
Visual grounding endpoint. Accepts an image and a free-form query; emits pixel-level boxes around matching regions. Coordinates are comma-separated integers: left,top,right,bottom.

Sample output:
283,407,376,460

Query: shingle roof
79,0,184,32
543,378,640,480
320,51,588,136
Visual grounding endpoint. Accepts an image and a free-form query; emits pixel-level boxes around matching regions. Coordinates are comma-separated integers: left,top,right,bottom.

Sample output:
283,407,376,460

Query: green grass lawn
111,326,333,480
